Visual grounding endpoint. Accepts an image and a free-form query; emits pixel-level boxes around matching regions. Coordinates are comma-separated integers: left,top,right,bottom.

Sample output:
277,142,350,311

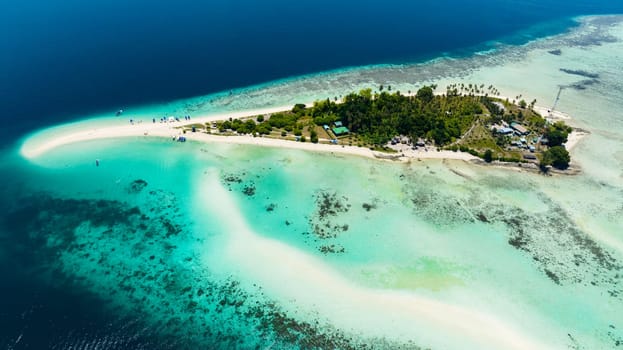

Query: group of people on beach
149,115,192,124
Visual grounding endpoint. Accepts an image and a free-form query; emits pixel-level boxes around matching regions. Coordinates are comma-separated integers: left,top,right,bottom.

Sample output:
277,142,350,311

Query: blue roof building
497,127,514,135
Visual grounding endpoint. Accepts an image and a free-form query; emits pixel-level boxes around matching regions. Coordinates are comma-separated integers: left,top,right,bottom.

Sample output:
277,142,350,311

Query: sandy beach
564,128,589,151
19,106,478,163
201,169,552,350
19,103,588,166
533,105,572,121
6,12,623,349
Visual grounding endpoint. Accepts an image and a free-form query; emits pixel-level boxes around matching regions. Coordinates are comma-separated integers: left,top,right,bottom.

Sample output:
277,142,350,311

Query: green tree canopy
310,129,318,143
308,88,479,146
359,88,372,99
292,103,307,115
541,146,570,169
483,149,493,163
545,121,572,147
416,86,434,103
519,99,527,109
268,113,298,128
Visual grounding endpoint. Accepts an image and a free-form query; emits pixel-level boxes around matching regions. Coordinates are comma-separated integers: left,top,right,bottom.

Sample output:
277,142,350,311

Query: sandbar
19,106,477,163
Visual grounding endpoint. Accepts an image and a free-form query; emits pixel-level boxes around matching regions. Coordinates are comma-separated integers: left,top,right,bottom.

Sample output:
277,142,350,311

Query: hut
496,127,514,135
523,153,537,160
511,123,529,135
332,126,349,136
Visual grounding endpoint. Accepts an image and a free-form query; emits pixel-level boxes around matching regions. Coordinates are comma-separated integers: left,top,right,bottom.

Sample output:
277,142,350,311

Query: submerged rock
242,185,256,196
362,202,377,212
128,179,148,193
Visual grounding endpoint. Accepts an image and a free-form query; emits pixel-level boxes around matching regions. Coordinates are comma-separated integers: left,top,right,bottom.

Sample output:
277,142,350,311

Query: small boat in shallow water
95,159,100,166
115,109,124,116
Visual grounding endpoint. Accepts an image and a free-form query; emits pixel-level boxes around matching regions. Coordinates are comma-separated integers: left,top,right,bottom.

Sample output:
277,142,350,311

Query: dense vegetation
311,86,483,145
209,86,487,147
213,103,310,138
544,121,572,147
541,146,571,169
193,84,575,171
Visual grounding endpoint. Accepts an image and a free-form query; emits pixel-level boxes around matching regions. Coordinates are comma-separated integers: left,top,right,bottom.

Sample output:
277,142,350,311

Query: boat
115,109,124,116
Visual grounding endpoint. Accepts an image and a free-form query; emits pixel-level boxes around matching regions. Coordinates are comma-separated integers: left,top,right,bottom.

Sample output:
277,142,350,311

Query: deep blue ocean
2,0,623,146
1,1,623,349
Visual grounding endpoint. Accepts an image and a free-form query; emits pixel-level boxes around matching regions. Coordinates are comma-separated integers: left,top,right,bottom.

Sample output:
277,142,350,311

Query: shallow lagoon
2,15,623,349
3,134,621,349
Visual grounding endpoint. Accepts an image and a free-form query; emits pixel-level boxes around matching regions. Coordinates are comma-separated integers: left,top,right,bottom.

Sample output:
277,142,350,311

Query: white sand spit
565,129,589,151
19,107,476,163
198,169,555,350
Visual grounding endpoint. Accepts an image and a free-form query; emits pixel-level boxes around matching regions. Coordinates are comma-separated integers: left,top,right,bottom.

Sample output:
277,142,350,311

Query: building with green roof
332,126,349,136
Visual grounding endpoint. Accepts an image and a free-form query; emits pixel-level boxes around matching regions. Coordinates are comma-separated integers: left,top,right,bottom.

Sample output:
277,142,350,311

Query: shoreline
201,169,554,350
564,127,589,152
17,13,615,168
19,103,588,171
19,105,478,163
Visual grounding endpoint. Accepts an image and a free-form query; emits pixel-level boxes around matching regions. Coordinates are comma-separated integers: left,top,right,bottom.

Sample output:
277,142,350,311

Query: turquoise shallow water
3,15,623,349
5,136,623,348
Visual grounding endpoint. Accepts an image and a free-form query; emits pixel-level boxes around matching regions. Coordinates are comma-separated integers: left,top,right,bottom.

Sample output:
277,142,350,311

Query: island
178,84,578,173
21,83,584,176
